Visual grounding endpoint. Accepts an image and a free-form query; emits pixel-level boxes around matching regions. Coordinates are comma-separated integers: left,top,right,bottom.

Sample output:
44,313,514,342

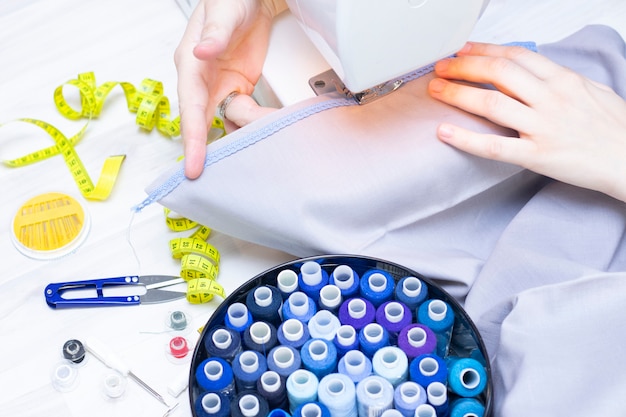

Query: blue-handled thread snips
44,275,187,309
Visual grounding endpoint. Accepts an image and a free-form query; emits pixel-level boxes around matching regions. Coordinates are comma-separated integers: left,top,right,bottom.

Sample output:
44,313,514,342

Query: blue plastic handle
44,276,143,309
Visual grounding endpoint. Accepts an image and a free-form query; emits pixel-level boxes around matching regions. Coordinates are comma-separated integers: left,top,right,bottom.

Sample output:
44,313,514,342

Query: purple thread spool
338,298,376,331
397,324,437,360
375,301,412,344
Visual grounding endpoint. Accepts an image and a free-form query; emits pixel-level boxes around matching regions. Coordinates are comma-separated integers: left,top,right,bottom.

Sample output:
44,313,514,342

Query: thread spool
417,299,455,357
414,404,437,417
293,402,332,417
333,325,359,356
286,369,319,414
394,276,428,318
358,269,394,308
168,335,191,361
318,373,358,417
426,382,449,417
242,321,278,355
232,350,268,392
393,381,426,417
397,324,437,360
358,323,390,358
168,310,189,331
372,346,409,387
409,354,448,388
267,410,292,417
195,357,236,398
257,370,289,410
318,285,343,313
277,318,310,349
196,392,231,417
246,286,283,327
329,265,360,298
277,269,299,300
102,371,127,400
449,398,485,417
381,410,405,417
301,338,338,379
338,298,376,331
231,391,270,417
283,291,317,323
375,301,412,344
51,361,79,392
355,376,394,417
225,302,253,334
337,349,372,384
308,310,341,341
205,326,242,362
62,339,86,365
267,345,302,378
298,261,329,303
446,357,487,398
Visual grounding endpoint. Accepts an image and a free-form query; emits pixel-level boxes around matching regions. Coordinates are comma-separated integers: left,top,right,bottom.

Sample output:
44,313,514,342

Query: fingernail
457,42,473,55
435,58,450,72
437,124,454,140
429,78,447,94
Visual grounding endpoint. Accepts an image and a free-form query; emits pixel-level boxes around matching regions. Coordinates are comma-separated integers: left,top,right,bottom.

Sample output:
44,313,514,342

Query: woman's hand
428,42,626,202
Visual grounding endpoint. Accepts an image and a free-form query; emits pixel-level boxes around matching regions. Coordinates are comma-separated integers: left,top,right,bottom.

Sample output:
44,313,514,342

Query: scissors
44,275,187,309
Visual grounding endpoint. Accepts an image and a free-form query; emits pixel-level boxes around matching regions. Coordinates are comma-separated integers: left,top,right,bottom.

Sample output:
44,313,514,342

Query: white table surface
1,1,625,417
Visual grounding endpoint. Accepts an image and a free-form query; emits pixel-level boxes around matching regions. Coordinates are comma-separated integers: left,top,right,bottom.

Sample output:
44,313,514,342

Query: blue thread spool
301,338,338,380
318,373,358,417
195,357,236,399
286,369,319,414
205,326,242,362
225,302,253,334
195,392,231,417
283,291,317,324
355,375,394,417
246,286,283,327
337,350,372,384
267,410,291,417
318,284,343,313
268,345,302,378
426,382,449,417
359,269,394,308
329,265,360,298
243,321,278,355
308,310,341,341
293,402,332,417
414,404,437,417
257,370,289,411
358,323,390,358
372,346,409,387
447,357,487,398
232,350,268,392
230,391,270,417
338,298,376,331
393,381,427,417
450,398,485,417
409,354,448,388
276,269,299,300
298,261,329,303
375,301,412,345
333,325,359,356
418,299,455,357
394,276,428,315
397,324,437,360
277,318,310,349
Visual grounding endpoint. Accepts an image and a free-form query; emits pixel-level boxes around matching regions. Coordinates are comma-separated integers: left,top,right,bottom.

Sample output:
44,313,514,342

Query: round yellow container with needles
11,192,90,259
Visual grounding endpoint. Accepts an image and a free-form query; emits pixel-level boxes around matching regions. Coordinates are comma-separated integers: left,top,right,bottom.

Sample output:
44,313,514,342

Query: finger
224,94,277,127
192,0,250,60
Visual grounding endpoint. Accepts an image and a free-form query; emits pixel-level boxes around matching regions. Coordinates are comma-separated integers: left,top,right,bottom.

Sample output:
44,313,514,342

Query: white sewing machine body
285,0,490,93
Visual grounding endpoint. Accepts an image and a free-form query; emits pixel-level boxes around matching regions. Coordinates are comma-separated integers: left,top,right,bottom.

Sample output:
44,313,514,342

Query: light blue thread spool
301,338,338,379
417,299,455,357
355,375,394,417
308,309,342,341
372,346,409,387
329,265,360,298
394,276,428,318
393,381,427,417
446,357,487,398
283,291,317,324
318,373,358,417
337,349,372,384
426,382,449,417
277,318,310,349
359,269,395,308
286,369,319,414
414,403,437,417
267,345,302,379
449,398,485,417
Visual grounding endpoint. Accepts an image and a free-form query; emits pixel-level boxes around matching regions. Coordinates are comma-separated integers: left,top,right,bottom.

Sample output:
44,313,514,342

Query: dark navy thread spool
446,357,487,398
225,302,253,334
286,369,319,414
394,276,428,318
230,391,270,417
205,326,242,362
62,339,86,365
426,382,449,417
301,338,338,380
397,324,437,360
298,261,329,303
358,323,390,358
333,324,359,356
449,398,485,417
282,291,317,324
318,284,343,314
359,269,395,308
243,321,278,355
317,373,358,417
293,402,332,417
267,345,302,379
308,309,341,341
232,350,268,392
257,370,289,411
409,354,448,388
329,264,360,299
338,298,376,331
393,381,427,417
277,318,310,349
195,357,236,399
372,346,409,387
246,285,283,328
276,269,299,300
195,392,231,417
375,301,412,345
337,349,372,384
417,299,455,358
